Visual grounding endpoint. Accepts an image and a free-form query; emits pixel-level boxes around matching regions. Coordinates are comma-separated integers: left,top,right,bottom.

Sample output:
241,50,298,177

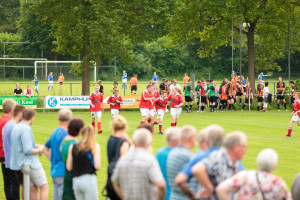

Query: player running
277,76,287,111
154,91,169,135
168,88,183,127
257,79,264,111
107,89,123,118
32,74,40,96
184,79,195,113
122,70,127,89
286,93,300,137
139,85,155,125
48,72,53,91
89,85,104,134
130,74,138,95
242,81,253,110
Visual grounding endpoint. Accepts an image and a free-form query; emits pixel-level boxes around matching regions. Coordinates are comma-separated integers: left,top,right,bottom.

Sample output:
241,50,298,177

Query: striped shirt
167,146,193,200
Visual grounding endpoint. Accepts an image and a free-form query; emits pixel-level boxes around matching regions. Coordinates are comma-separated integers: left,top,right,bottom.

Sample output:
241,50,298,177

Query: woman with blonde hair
66,126,100,200
104,115,131,200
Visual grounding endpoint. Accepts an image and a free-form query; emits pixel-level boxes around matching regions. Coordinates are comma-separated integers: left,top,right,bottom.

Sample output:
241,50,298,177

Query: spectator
58,73,65,90
61,118,84,200
170,79,181,94
258,72,271,83
14,83,22,96
43,109,72,200
175,125,224,199
166,125,197,200
217,148,291,200
165,80,171,95
105,115,131,200
97,80,104,94
183,73,190,91
192,131,247,199
66,126,101,200
24,85,33,98
231,71,235,78
0,99,16,199
152,71,159,84
263,82,269,112
112,128,166,200
292,173,300,200
10,108,49,200
159,78,167,95
156,127,181,200
130,74,138,95
3,105,25,200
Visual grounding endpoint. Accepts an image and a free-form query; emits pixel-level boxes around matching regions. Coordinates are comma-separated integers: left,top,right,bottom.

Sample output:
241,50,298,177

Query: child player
236,81,244,105
122,70,127,89
24,85,33,98
207,79,216,112
58,73,64,90
227,78,236,111
219,79,228,111
48,72,53,91
107,89,123,118
184,79,195,113
242,81,253,110
290,81,296,104
139,85,155,125
32,74,40,96
195,81,202,112
286,93,300,137
154,91,169,135
257,79,264,111
277,76,287,111
168,88,183,127
89,85,104,134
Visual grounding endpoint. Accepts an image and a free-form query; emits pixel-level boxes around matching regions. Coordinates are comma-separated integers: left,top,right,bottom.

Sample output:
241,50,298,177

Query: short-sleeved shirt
293,100,300,117
139,90,152,109
154,97,168,110
167,94,183,108
184,84,192,96
183,77,190,87
221,170,291,200
208,84,215,96
24,89,33,96
277,82,285,94
195,85,201,97
89,92,103,112
3,120,17,168
99,84,104,94
258,75,267,81
152,75,159,82
111,148,164,200
107,95,123,110
130,77,137,85
156,146,173,200
170,84,181,92
45,127,68,178
167,146,193,200
122,73,127,80
58,75,64,82
14,88,22,95
48,75,53,81
34,77,39,86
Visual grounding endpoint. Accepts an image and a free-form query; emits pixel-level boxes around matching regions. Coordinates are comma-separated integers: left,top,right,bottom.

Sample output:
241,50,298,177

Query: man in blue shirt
3,105,25,200
152,72,159,83
10,108,48,199
156,127,181,200
175,125,224,199
44,108,72,200
48,72,54,91
33,74,40,95
258,72,271,83
122,70,127,89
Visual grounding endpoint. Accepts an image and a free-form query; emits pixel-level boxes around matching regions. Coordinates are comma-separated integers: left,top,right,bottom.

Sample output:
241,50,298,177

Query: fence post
43,96,45,114
70,83,72,96
23,162,30,200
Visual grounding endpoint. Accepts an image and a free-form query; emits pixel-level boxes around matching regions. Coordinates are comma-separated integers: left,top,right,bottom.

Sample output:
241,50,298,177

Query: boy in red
148,82,160,124
286,93,300,137
168,88,183,127
154,91,169,135
107,89,123,118
89,85,104,134
139,85,155,125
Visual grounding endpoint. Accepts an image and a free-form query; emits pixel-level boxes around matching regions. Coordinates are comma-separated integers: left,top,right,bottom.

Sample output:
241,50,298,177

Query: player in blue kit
32,74,40,96
48,72,53,91
122,70,127,89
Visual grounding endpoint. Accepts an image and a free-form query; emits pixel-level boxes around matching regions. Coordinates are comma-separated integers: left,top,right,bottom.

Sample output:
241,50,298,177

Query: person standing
184,79,195,113
129,74,138,95
48,72,54,91
290,81,296,104
263,82,270,112
43,109,72,200
122,70,127,89
97,80,104,94
277,76,287,111
32,74,40,96
0,99,16,199
258,72,271,83
152,72,159,84
214,81,220,111
207,79,216,112
107,89,123,118
183,73,190,91
257,79,264,111
170,79,181,93
10,108,49,200
168,88,183,127
285,93,300,137
153,91,169,134
14,83,22,96
89,85,104,134
58,73,65,91
242,81,253,110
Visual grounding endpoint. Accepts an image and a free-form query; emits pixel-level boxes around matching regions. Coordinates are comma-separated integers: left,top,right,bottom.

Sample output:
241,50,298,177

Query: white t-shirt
170,84,181,93
263,87,269,98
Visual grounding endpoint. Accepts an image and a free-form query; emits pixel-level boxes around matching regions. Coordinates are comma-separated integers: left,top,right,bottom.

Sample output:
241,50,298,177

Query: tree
0,0,20,33
36,0,174,95
168,0,300,90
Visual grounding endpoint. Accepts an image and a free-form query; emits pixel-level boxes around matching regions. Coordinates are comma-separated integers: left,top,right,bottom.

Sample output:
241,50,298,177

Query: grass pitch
0,110,299,199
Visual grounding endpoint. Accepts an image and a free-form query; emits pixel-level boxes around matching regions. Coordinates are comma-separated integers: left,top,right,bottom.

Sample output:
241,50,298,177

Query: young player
290,81,296,104
152,72,159,84
205,80,210,106
168,88,183,127
183,73,190,91
257,79,264,111
58,73,64,90
122,70,127,89
207,79,216,112
107,89,123,118
236,81,244,105
24,85,33,98
48,72,53,91
195,81,202,112
149,82,160,124
184,79,195,113
130,74,138,95
214,81,220,110
200,78,206,112
227,78,236,111
277,76,287,111
32,74,40,95
89,85,104,134
165,79,171,95
219,79,228,111
242,81,253,110
153,91,169,135
286,93,300,137
139,85,155,125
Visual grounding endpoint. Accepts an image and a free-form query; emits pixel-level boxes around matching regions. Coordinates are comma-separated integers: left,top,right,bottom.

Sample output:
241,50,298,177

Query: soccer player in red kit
148,82,160,124
89,85,104,134
286,93,300,137
107,89,123,118
154,91,169,135
168,88,183,127
139,85,155,125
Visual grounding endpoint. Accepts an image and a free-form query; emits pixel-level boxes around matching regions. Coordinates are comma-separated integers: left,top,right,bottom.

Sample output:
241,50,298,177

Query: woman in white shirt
263,82,269,112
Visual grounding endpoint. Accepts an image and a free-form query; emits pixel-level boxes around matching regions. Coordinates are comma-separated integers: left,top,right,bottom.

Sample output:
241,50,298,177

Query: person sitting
24,85,33,98
14,83,22,96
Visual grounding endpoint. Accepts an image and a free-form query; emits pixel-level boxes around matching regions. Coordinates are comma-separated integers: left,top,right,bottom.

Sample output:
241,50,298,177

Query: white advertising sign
46,96,90,109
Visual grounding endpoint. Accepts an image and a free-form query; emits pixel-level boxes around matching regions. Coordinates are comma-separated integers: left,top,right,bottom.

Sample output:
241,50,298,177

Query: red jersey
89,92,103,112
0,114,11,159
167,94,183,108
154,97,168,110
107,95,123,110
294,100,300,117
139,90,153,109
153,91,160,99
200,83,205,95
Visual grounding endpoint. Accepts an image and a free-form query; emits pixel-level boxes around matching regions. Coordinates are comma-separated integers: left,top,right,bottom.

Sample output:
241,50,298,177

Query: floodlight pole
232,18,234,73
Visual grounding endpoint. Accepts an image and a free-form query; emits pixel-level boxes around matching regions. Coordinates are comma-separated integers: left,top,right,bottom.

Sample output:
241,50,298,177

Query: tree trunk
247,24,256,92
82,28,90,95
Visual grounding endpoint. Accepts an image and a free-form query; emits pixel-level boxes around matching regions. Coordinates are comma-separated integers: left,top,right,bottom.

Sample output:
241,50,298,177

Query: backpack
159,83,165,90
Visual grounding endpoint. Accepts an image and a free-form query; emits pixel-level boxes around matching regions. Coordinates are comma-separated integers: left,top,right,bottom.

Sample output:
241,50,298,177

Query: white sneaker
278,109,281,111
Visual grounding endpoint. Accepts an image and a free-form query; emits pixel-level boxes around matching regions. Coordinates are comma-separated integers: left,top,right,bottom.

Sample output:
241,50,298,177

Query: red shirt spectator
89,92,103,112
0,114,11,160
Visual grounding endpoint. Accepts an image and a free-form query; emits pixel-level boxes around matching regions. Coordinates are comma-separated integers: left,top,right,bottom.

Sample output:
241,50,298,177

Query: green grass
0,110,299,199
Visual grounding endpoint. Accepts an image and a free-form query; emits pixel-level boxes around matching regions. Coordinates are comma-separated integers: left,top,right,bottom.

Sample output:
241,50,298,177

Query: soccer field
0,110,299,199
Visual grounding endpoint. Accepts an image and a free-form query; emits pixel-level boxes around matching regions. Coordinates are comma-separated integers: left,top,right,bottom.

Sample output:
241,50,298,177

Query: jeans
53,176,64,200
73,174,98,200
1,163,20,200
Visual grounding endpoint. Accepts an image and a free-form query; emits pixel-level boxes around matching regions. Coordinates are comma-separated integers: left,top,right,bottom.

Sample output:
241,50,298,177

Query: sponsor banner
0,96,37,109
46,96,140,109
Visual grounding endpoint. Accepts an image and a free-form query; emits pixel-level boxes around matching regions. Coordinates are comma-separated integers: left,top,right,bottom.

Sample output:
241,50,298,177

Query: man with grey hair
44,108,72,200
112,128,166,200
175,125,225,199
217,148,291,200
192,131,247,199
156,127,181,200
166,125,197,200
